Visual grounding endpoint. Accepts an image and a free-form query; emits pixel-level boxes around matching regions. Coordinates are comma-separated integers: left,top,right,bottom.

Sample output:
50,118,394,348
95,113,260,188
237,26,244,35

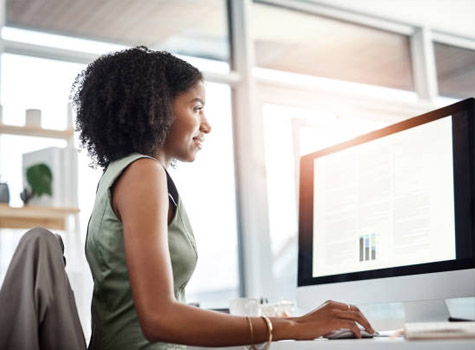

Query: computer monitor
297,98,475,324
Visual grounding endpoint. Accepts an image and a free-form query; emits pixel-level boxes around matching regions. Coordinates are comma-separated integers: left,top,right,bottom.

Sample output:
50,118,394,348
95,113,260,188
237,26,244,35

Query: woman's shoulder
114,154,166,185
109,153,157,171
99,153,165,193
121,156,164,178
109,155,168,221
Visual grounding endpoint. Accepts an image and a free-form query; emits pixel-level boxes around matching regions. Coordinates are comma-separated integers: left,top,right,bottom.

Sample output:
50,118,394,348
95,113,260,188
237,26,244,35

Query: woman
73,46,374,349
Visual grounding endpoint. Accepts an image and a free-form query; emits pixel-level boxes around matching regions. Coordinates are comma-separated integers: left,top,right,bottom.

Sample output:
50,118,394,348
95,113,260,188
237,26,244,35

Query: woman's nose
200,114,211,134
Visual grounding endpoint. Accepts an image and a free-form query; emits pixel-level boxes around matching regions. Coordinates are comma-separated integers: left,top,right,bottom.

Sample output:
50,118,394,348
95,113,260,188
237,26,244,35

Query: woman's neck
154,150,172,169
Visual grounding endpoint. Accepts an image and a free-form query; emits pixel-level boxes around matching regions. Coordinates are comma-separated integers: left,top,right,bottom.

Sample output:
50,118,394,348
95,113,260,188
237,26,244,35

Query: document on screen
312,116,456,278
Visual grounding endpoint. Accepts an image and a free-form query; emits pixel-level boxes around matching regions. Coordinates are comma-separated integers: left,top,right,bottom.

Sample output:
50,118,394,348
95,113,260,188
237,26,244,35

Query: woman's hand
290,300,375,340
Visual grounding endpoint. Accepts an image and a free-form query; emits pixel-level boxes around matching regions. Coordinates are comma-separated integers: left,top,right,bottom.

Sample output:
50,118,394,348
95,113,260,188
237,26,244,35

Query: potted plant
20,163,53,205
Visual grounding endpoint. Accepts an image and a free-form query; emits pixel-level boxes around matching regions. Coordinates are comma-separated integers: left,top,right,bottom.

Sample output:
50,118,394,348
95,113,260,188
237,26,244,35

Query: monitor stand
403,299,450,322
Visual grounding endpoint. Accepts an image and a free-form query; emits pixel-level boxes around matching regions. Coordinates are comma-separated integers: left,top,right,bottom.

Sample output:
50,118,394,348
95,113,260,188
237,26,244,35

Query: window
434,43,475,99
6,0,231,68
252,2,414,91
2,0,238,322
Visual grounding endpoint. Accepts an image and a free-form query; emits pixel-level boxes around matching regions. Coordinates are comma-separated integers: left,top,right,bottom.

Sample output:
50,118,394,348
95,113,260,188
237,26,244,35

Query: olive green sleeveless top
85,153,198,350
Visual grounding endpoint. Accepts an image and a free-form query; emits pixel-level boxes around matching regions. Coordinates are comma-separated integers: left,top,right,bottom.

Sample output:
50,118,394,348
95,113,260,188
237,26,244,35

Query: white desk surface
189,337,475,350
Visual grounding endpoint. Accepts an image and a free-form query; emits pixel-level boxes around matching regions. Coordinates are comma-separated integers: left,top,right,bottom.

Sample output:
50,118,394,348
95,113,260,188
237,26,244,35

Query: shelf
0,123,74,139
0,204,79,230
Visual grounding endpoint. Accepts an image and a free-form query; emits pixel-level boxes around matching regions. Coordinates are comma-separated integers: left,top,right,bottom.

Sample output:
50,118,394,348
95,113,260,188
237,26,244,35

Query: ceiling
6,0,475,97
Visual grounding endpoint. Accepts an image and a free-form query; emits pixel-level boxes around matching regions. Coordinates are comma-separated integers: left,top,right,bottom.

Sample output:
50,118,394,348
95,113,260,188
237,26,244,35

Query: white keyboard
404,321,475,340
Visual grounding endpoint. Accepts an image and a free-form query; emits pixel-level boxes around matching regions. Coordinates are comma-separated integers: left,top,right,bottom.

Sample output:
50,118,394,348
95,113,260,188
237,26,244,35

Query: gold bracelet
246,316,256,350
260,316,273,350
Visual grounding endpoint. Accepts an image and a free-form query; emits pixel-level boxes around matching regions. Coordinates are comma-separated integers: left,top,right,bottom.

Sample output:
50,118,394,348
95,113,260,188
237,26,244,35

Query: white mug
229,297,260,316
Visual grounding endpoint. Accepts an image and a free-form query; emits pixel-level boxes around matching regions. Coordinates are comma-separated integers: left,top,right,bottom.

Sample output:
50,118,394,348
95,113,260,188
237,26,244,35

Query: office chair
0,227,86,350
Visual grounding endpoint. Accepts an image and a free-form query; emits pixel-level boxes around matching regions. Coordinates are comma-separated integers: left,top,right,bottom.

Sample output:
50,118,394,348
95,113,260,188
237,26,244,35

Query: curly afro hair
72,46,203,168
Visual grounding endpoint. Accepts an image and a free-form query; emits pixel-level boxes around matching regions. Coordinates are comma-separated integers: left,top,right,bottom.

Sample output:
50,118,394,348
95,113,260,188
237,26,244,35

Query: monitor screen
298,98,475,290
313,115,457,278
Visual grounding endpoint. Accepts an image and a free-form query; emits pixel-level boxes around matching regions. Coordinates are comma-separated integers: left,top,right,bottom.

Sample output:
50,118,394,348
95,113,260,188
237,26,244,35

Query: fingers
322,301,374,334
335,308,375,334
339,320,362,338
296,300,375,340
323,300,351,311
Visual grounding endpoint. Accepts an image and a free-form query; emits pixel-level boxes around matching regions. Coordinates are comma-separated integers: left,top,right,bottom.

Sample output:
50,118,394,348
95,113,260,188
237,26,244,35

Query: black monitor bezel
298,98,475,287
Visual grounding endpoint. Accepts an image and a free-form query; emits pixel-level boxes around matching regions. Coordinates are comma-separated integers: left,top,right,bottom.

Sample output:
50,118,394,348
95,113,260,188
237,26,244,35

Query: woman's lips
193,136,204,149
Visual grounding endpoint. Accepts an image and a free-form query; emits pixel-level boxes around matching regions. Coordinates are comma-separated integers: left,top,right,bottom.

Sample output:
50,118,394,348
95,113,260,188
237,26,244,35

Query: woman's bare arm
112,158,374,346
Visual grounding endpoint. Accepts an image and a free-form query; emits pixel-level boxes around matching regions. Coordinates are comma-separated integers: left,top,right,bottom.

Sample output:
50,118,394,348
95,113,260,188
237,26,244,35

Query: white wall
312,0,475,38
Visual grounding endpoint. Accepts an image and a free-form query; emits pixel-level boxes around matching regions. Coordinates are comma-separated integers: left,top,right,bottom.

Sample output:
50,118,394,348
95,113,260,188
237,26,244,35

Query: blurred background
0,0,473,340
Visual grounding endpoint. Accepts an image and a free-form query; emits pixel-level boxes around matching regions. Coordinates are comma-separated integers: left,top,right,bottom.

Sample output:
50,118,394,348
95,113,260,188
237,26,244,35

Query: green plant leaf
26,163,53,197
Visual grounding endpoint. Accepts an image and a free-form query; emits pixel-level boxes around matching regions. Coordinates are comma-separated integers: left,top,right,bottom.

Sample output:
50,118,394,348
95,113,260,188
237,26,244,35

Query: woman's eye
194,105,204,113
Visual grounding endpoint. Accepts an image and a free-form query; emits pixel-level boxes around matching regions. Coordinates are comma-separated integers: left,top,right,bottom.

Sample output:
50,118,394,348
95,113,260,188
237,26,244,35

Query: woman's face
162,81,211,164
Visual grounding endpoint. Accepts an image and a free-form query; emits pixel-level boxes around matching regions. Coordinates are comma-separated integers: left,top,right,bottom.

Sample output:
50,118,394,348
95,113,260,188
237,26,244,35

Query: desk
189,337,475,349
